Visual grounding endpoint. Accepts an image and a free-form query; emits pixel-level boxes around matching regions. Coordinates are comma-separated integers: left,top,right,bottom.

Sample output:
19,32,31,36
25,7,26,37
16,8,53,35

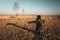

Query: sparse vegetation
0,15,60,40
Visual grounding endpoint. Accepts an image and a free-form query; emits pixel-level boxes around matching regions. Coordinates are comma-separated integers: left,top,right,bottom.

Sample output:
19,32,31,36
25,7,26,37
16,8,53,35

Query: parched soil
0,15,60,40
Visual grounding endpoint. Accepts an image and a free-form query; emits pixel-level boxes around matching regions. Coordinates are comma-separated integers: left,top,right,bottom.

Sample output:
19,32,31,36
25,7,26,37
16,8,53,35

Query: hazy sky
0,0,60,15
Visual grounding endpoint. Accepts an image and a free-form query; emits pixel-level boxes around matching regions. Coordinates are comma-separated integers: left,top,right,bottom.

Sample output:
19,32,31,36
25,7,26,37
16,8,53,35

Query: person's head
37,15,41,20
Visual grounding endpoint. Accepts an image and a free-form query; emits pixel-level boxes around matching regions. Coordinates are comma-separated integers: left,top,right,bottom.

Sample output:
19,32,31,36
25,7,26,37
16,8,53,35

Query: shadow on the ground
6,23,40,35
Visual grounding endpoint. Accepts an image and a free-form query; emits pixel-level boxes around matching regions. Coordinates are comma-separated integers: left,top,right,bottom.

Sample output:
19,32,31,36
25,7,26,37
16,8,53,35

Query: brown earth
0,15,60,40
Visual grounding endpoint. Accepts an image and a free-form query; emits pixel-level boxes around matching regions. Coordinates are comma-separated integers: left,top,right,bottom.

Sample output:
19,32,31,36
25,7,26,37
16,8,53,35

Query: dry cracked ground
0,15,60,40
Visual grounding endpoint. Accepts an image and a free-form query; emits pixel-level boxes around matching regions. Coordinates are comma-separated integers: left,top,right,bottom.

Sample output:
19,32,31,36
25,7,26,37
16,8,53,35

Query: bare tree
22,8,24,14
13,2,19,16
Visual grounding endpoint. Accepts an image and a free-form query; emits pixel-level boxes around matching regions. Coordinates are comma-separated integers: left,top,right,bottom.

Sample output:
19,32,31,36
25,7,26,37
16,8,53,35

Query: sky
0,0,60,15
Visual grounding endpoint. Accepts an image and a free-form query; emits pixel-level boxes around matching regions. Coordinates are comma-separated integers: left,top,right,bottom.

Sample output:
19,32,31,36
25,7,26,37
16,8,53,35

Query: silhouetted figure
35,15,44,40
36,15,42,32
28,15,45,33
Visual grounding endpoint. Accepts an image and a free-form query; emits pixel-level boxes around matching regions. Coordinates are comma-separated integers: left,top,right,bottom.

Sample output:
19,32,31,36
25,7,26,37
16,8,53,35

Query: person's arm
27,20,36,23
40,19,45,24
27,18,37,23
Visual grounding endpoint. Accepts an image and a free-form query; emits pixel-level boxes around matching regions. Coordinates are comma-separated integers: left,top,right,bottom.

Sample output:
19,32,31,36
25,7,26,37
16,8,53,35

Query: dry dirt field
0,15,60,40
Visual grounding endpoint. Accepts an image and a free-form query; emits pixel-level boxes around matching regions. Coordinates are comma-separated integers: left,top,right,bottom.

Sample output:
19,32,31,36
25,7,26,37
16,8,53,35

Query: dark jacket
36,19,42,31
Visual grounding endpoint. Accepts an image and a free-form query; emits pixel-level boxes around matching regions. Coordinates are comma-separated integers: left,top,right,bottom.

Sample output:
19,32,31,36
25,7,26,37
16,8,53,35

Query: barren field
0,15,60,40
